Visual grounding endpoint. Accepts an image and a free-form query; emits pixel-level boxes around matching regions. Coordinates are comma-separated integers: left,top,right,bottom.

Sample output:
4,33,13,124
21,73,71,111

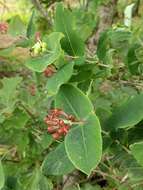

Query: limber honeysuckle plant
1,1,143,189
25,2,103,176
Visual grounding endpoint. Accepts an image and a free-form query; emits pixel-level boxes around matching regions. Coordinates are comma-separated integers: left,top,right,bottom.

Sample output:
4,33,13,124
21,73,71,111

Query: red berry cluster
44,109,76,140
0,22,8,34
44,65,56,77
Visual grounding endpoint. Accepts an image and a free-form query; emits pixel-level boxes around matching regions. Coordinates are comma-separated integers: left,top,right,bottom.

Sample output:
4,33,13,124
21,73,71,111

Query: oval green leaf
65,113,102,175
55,84,102,175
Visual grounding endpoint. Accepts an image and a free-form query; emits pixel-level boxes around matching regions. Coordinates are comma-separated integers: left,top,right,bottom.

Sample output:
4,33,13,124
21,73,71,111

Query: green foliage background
0,0,143,189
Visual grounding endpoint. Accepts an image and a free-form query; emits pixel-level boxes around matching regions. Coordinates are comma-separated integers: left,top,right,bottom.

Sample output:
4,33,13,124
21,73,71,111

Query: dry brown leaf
0,34,25,49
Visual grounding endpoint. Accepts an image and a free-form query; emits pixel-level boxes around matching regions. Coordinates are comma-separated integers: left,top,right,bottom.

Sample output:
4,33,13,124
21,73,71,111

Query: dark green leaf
55,84,94,120
55,3,84,56
42,143,75,175
107,94,143,129
127,44,141,75
55,84,102,175
65,113,102,175
46,62,74,95
27,11,36,38
130,141,143,167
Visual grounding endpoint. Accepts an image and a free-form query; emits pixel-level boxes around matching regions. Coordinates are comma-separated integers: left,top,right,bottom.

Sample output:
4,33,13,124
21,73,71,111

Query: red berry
58,119,65,126
47,126,55,133
57,127,65,135
44,65,56,78
45,120,57,126
52,133,61,140
63,125,70,135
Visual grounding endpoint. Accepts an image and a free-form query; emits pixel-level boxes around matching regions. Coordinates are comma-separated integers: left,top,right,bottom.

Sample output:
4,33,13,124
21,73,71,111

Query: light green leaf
130,141,143,167
107,94,143,129
55,84,94,120
0,77,22,114
42,143,75,175
55,3,84,56
124,3,135,27
46,62,74,95
8,15,26,36
0,161,5,189
65,113,102,175
25,32,64,72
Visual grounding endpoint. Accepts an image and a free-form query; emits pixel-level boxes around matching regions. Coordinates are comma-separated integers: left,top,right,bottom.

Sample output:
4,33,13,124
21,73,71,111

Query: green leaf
65,113,102,175
42,143,75,175
55,84,102,175
55,84,94,120
46,62,74,95
3,109,29,129
127,44,141,75
107,94,143,129
0,77,22,114
27,11,36,38
8,15,26,36
0,161,5,189
39,176,53,190
39,134,53,149
96,30,109,63
130,141,143,167
25,32,64,72
55,3,84,56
